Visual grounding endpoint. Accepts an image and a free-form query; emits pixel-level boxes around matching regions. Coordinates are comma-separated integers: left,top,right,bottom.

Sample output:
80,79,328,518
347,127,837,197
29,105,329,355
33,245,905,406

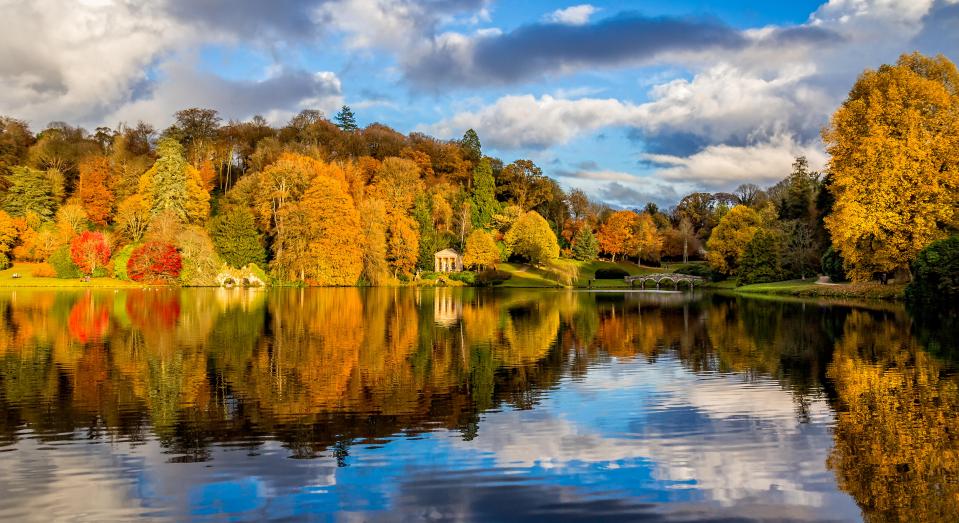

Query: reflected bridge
624,273,706,290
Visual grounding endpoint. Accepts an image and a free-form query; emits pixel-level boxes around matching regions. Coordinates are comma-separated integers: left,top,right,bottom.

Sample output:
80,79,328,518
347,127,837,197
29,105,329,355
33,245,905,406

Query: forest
0,52,955,293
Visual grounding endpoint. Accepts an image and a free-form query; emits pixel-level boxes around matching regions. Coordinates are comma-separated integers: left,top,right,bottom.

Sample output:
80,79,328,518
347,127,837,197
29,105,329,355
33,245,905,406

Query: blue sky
1,0,956,208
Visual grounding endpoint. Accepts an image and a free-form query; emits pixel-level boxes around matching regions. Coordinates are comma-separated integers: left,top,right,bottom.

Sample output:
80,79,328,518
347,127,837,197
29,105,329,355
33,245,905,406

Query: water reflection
0,288,955,521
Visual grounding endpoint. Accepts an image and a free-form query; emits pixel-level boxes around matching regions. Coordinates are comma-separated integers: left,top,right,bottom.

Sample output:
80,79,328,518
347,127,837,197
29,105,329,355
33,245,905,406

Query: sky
1,0,957,208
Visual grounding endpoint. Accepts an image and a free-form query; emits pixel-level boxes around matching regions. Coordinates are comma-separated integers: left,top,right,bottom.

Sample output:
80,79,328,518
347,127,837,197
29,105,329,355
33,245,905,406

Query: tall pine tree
334,105,358,132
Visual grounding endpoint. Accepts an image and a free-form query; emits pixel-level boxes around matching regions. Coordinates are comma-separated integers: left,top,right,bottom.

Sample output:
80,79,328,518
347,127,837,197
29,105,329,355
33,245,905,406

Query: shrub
448,271,476,285
127,242,182,283
70,231,111,275
112,244,138,280
594,267,629,280
674,263,726,282
820,246,847,282
31,263,56,278
476,269,511,286
906,236,959,308
48,246,82,278
0,253,8,271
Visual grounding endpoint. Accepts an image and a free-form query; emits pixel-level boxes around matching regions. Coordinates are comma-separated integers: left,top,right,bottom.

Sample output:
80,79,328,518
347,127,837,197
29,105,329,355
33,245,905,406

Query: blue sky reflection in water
0,288,954,521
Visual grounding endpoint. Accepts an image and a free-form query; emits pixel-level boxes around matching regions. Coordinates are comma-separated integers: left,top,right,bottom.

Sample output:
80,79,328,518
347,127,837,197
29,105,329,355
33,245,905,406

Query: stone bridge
624,273,706,290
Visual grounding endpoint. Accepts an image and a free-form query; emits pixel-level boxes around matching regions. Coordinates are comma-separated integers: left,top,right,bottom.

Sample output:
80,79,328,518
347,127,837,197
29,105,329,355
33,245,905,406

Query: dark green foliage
594,267,629,280
906,236,959,308
461,129,482,164
571,227,599,261
0,253,9,271
821,246,847,282
476,269,511,286
49,246,82,279
674,263,712,278
210,208,266,268
334,105,358,132
778,156,820,221
2,166,59,220
737,230,782,286
471,158,497,229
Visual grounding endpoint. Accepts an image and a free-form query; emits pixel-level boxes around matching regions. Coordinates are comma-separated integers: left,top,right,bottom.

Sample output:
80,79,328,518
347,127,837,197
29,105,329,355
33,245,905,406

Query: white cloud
645,134,827,189
425,94,641,149
545,4,598,25
0,0,192,126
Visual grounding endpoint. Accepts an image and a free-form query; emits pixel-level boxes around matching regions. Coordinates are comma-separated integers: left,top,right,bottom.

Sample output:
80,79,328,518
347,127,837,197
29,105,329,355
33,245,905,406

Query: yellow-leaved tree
706,205,764,276
504,210,559,265
627,212,663,264
463,229,500,270
824,52,959,281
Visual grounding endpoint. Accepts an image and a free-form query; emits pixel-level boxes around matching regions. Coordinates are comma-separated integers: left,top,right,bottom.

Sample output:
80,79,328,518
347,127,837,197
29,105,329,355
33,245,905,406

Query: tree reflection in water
0,287,956,520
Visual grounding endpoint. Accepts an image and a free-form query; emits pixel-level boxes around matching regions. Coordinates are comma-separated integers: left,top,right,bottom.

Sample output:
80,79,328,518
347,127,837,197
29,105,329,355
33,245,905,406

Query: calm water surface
0,287,956,522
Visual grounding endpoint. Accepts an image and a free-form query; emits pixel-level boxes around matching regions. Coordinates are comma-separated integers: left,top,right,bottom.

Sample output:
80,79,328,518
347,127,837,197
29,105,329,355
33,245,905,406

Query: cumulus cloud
644,134,828,189
544,4,599,25
0,0,192,126
105,61,343,127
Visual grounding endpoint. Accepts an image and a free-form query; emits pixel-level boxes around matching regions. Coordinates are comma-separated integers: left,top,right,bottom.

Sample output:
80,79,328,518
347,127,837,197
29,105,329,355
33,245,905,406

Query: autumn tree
0,210,18,268
504,211,559,265
209,208,266,268
463,229,500,270
70,231,111,275
359,198,389,285
498,159,551,211
127,242,182,282
114,195,150,243
627,212,663,264
372,157,423,277
139,138,210,224
77,156,115,225
300,175,365,285
824,52,959,281
706,205,764,276
597,210,636,262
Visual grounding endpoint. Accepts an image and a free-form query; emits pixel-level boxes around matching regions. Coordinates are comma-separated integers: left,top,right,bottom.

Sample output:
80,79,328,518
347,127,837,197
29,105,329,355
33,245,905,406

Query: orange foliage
77,156,115,225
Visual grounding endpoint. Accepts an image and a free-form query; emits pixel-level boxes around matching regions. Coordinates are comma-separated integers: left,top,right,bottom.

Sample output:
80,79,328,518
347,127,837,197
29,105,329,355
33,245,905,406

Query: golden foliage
824,53,959,281
706,205,763,275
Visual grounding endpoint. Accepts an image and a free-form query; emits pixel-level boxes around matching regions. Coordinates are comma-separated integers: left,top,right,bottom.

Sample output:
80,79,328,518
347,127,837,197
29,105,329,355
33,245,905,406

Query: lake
0,287,956,522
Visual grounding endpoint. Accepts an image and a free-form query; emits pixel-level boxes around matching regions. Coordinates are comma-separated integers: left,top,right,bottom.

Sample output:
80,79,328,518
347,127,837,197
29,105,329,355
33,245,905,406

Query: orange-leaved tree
77,155,115,225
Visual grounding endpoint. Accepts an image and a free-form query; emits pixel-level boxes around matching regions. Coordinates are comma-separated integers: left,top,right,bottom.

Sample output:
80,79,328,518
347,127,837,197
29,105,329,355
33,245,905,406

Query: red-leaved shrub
126,242,182,282
70,231,111,275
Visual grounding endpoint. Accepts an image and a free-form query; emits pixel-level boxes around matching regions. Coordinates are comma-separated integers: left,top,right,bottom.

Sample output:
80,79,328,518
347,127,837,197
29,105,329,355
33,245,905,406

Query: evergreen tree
210,208,267,268
139,138,210,224
737,230,782,286
2,166,58,220
461,129,482,165
334,105,358,132
571,227,599,261
471,158,497,229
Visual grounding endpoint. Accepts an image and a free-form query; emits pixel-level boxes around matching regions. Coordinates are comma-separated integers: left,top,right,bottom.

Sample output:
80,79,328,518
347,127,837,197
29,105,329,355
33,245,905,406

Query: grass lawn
496,259,670,288
729,277,906,299
0,263,145,288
